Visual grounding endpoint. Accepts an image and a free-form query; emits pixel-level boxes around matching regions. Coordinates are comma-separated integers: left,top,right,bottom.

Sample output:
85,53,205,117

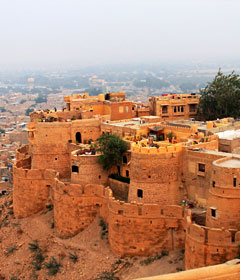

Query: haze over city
1,0,240,69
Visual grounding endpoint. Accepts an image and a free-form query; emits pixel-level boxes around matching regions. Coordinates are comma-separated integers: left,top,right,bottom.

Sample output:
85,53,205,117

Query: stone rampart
185,210,240,270
108,199,184,256
53,180,109,237
53,179,185,256
13,159,58,218
16,145,30,160
29,119,101,178
71,152,108,186
206,156,240,229
109,178,129,201
128,146,183,204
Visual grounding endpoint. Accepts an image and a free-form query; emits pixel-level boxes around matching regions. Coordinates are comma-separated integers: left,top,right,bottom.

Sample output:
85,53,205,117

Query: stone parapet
185,210,240,270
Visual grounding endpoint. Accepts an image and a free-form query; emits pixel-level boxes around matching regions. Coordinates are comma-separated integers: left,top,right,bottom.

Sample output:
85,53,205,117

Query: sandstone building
12,91,240,275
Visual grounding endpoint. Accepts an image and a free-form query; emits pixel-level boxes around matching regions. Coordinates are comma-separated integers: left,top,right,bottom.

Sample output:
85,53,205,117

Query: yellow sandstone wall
206,157,240,229
185,210,240,270
53,181,109,237
53,180,185,256
128,145,183,204
108,202,185,256
13,159,58,218
30,119,101,179
71,153,109,186
182,149,223,207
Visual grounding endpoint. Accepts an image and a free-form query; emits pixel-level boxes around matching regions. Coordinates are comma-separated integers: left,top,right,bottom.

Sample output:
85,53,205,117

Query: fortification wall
206,157,240,229
16,145,30,161
71,153,108,186
13,158,58,218
108,201,185,256
30,122,72,178
109,178,129,201
128,145,183,204
185,211,240,270
53,181,109,237
53,179,185,256
30,119,101,179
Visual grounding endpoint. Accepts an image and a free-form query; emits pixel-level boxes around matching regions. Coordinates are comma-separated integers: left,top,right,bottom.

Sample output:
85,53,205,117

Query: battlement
187,212,240,246
13,161,59,218
53,178,184,255
131,142,183,154
185,210,240,269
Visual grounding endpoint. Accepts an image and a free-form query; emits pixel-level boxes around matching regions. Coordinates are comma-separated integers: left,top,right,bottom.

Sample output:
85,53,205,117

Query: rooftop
218,158,240,168
217,129,240,140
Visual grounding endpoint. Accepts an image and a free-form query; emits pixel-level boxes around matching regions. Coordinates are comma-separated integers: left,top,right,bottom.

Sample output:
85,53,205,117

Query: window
55,158,58,160
118,210,123,215
125,106,129,113
233,177,237,187
137,189,143,198
119,106,124,113
162,105,168,113
76,132,82,143
189,104,197,112
123,155,127,164
212,181,215,188
198,163,205,172
178,106,180,112
181,106,184,112
174,106,177,113
126,170,129,177
211,208,216,217
99,175,101,179
72,165,79,173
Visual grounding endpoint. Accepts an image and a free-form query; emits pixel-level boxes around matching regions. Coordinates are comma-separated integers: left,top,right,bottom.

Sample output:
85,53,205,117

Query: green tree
0,107,6,112
25,108,34,116
198,70,240,120
20,99,26,104
97,134,128,170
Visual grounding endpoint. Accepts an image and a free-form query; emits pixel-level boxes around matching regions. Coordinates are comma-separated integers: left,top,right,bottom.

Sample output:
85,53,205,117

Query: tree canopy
197,70,240,120
25,108,34,116
97,134,128,170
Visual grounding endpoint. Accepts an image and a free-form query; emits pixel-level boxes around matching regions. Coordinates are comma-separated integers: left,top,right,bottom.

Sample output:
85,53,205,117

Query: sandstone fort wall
53,180,109,237
185,210,240,270
13,159,58,218
71,153,109,186
53,179,185,256
206,157,240,229
128,145,183,204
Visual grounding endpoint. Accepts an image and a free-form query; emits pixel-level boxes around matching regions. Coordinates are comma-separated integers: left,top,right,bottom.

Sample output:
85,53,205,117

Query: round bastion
128,141,183,205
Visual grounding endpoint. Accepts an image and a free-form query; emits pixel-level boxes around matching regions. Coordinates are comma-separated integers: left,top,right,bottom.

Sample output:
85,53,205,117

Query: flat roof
106,119,141,129
218,159,240,168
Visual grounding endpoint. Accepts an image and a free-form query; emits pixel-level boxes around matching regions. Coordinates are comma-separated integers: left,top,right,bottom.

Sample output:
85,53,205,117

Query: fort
12,91,240,277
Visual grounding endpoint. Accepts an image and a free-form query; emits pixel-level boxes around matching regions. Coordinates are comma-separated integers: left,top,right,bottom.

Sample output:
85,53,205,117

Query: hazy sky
0,0,240,68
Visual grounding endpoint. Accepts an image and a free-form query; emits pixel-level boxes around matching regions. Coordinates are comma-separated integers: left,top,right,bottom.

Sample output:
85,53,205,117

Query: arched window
76,132,82,143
